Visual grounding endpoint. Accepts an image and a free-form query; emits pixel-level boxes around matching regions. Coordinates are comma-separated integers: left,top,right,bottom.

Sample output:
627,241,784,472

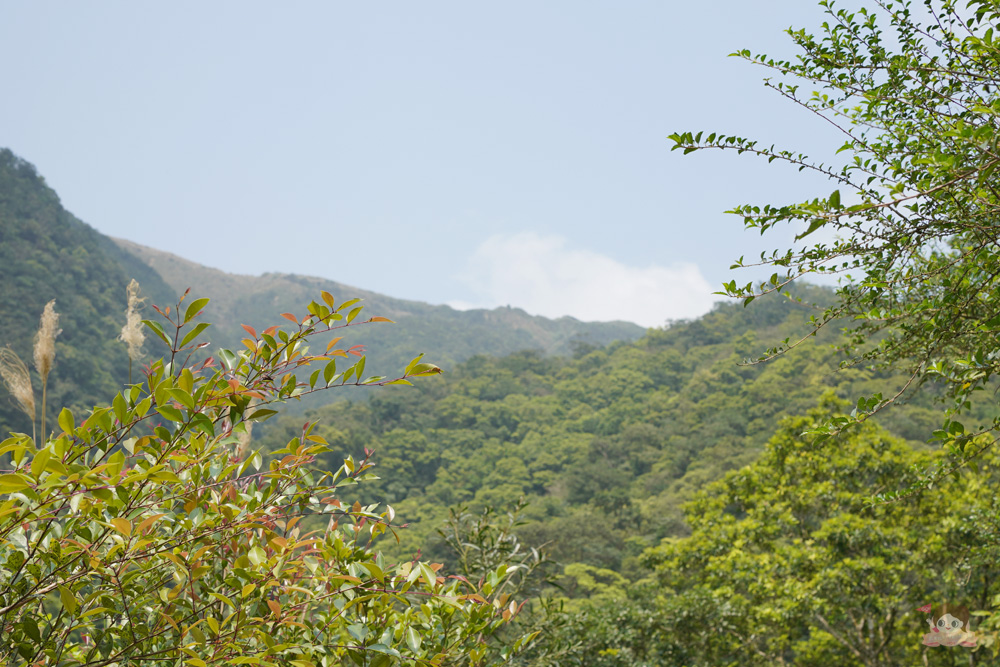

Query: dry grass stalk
33,300,60,382
0,346,36,442
235,422,253,461
119,279,145,360
119,280,145,382
33,300,61,440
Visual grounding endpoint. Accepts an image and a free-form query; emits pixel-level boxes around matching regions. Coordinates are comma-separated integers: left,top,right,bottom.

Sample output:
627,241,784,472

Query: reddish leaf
280,313,298,324
241,324,258,338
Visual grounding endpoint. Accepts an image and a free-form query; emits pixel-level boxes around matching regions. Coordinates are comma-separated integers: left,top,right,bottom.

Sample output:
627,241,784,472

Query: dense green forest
0,150,642,435
242,288,1000,665
256,287,960,567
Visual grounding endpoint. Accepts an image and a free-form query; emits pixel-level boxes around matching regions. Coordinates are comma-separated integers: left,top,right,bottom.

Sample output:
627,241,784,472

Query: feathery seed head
33,300,60,382
235,422,253,461
119,279,145,360
0,347,35,422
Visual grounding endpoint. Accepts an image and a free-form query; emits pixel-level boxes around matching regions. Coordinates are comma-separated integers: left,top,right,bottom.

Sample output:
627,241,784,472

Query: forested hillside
0,149,644,433
255,286,971,578
114,237,645,374
0,149,176,434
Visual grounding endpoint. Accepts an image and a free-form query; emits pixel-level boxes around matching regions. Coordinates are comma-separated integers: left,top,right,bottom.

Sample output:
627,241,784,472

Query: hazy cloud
450,232,717,328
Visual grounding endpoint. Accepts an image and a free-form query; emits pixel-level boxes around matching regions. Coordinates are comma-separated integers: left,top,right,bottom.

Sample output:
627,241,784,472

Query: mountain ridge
0,147,645,432
109,236,647,375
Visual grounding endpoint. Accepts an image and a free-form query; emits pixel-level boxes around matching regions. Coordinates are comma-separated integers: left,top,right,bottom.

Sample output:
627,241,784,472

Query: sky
0,2,851,328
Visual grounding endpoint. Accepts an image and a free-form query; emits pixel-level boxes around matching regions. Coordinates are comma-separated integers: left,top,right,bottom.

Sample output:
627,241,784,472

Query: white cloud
449,232,717,328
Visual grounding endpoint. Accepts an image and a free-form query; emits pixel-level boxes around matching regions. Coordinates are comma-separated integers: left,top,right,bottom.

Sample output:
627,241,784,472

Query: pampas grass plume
33,300,60,382
0,346,36,435
119,279,145,361
32,299,60,441
235,422,253,461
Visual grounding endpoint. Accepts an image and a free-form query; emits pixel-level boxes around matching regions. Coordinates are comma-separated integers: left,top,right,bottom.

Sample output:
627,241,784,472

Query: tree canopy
0,291,533,666
671,0,1000,480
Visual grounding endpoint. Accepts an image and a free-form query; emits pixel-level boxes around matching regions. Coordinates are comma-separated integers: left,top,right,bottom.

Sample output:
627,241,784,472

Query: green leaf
407,363,443,377
179,322,212,348
21,618,40,642
0,474,31,492
150,470,181,483
30,448,52,479
218,348,239,371
248,546,267,566
368,644,401,658
107,449,126,477
336,297,361,312
209,592,236,609
167,388,196,411
323,359,338,385
404,353,425,375
59,585,77,615
57,407,74,434
112,392,128,423
246,408,278,422
795,218,826,241
183,297,211,324
142,319,172,347
405,626,422,652
157,405,186,423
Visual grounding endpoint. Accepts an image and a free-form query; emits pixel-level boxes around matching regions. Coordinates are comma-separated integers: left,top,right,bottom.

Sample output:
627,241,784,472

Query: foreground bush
0,290,531,666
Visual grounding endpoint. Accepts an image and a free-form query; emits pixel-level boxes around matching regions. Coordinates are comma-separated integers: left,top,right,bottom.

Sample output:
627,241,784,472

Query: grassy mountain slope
113,237,646,375
0,149,176,434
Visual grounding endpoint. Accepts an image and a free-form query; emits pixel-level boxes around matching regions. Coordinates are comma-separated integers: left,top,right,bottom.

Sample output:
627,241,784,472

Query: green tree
0,290,531,666
642,401,1000,666
519,400,1000,666
670,0,1000,475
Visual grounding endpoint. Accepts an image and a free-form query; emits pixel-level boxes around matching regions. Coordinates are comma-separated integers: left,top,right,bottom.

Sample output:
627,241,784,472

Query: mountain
110,237,645,377
0,148,645,434
0,149,177,435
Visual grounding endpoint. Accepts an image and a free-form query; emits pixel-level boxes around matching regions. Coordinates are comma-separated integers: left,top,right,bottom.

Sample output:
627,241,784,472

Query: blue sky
1,2,849,327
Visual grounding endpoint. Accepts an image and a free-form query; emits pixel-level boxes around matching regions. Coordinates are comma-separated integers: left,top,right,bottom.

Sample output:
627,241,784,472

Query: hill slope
0,148,644,433
0,149,176,434
255,286,971,576
112,237,645,375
